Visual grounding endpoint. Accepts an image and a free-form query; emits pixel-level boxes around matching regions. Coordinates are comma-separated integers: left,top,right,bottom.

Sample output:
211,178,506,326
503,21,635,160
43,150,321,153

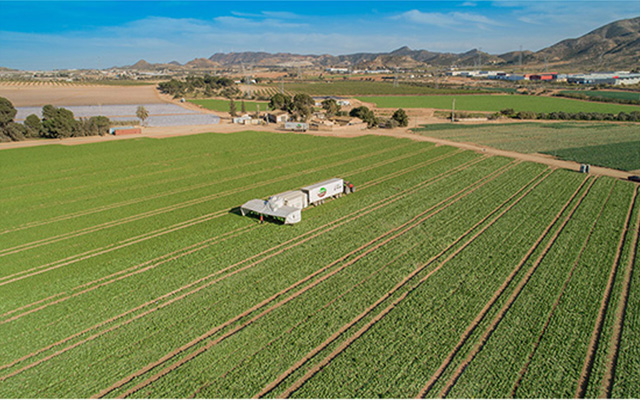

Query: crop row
120,161,543,398
0,138,422,272
438,177,619,397
102,156,528,396
282,169,587,398
0,145,461,318
0,154,510,397
0,146,484,394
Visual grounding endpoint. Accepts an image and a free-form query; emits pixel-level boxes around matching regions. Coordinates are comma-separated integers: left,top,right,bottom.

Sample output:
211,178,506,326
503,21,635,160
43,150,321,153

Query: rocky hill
119,16,639,71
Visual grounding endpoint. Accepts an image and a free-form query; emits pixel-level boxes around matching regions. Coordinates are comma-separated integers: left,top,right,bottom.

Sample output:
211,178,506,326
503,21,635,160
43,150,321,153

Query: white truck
240,178,355,224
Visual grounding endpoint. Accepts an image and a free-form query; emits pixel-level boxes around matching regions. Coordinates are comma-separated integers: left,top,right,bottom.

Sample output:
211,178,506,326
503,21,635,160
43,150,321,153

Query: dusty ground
0,82,166,107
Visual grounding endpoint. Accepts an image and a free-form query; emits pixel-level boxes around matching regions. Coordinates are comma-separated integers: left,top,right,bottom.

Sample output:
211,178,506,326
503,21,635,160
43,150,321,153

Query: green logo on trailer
318,187,327,197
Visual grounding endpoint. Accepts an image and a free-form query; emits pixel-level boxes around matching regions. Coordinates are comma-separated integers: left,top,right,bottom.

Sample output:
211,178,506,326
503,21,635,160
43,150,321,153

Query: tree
391,108,409,127
241,100,246,114
0,97,17,129
41,105,77,138
269,93,292,111
24,114,42,137
5,122,25,141
321,99,340,118
350,106,378,128
229,99,237,117
291,94,315,121
136,106,149,126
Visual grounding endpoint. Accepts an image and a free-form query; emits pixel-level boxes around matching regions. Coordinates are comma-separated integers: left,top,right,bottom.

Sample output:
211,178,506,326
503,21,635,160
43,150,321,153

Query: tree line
158,75,240,99
0,97,111,142
491,108,640,122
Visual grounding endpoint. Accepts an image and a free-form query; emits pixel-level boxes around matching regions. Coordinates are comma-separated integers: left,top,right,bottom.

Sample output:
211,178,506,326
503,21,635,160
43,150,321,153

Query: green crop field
279,81,485,96
560,90,640,102
358,94,640,113
190,98,269,113
412,122,640,171
546,140,640,172
1,131,639,398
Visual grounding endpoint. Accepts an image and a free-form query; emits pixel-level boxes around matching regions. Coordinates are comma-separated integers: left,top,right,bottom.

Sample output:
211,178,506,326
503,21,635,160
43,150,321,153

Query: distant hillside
117,16,639,71
534,16,640,69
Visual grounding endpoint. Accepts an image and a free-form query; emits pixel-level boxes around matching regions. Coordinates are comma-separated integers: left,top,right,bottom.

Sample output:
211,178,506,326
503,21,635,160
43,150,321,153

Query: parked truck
240,178,355,224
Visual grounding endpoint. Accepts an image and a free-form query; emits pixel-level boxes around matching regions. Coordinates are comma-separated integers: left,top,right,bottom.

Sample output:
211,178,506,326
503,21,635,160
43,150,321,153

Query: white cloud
213,15,307,29
461,2,477,6
393,9,503,29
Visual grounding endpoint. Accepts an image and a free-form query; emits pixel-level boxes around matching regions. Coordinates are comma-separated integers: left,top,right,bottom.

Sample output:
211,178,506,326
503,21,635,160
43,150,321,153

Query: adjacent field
0,130,638,398
277,81,485,96
358,94,640,113
190,99,269,113
560,90,640,102
0,82,165,107
412,122,640,171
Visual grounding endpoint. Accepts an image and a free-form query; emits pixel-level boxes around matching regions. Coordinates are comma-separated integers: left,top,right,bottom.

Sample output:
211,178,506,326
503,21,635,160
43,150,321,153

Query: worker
260,214,264,224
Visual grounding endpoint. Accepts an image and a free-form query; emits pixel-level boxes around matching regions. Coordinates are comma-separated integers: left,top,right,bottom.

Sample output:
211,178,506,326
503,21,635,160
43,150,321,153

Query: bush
515,111,537,120
391,108,409,127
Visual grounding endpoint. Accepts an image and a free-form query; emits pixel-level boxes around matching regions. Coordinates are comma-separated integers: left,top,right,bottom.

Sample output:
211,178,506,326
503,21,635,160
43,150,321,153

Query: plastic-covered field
15,104,219,127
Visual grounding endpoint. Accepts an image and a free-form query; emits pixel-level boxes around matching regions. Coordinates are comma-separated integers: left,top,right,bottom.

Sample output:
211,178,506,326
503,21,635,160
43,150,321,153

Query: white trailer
240,178,354,224
301,178,344,205
284,122,309,132
274,190,309,209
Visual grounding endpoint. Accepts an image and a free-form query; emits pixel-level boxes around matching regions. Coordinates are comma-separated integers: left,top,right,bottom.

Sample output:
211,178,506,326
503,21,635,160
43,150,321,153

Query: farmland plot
0,130,638,398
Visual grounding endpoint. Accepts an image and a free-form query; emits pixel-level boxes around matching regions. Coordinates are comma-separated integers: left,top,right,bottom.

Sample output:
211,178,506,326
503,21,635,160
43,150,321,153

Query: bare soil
0,82,166,107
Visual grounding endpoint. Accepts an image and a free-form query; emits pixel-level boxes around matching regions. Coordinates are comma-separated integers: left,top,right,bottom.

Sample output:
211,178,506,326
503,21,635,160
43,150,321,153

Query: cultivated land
358,94,640,114
560,90,640,102
412,122,640,171
190,99,270,113
1,131,638,398
257,81,486,96
0,82,165,107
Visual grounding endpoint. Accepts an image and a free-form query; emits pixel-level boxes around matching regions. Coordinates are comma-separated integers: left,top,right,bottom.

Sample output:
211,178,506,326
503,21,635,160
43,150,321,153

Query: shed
267,111,290,123
109,126,141,136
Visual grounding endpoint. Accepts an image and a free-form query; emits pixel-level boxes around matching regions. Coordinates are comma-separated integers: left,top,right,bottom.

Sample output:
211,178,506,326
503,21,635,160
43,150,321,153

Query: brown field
0,82,166,107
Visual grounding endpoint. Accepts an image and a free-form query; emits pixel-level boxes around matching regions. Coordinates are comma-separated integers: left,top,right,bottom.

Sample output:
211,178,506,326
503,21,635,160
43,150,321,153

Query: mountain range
123,16,640,71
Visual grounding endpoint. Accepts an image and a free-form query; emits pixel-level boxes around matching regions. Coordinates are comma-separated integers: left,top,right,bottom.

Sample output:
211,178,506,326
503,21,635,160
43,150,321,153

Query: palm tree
136,106,149,127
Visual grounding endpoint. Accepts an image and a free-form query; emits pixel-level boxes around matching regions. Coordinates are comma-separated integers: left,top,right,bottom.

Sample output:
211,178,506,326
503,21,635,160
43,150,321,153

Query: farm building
109,126,141,135
267,111,290,123
334,116,366,129
527,72,558,81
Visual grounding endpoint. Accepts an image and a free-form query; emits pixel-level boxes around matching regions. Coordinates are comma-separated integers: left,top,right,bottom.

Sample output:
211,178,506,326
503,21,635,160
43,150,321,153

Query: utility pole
519,45,523,73
451,99,456,123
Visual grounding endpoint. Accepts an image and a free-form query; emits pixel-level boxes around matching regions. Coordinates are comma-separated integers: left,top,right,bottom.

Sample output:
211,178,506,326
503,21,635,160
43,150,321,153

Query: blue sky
1,1,640,70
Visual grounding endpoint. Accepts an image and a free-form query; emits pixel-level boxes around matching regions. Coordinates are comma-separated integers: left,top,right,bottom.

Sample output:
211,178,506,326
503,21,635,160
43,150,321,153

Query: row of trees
0,97,111,142
158,75,239,99
492,108,640,122
349,106,409,128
